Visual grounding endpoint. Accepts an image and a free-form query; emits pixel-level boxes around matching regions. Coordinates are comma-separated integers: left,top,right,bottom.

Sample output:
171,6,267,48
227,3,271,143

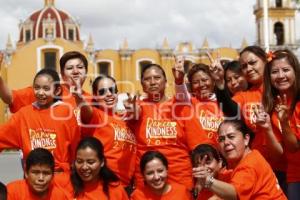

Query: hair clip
266,51,275,62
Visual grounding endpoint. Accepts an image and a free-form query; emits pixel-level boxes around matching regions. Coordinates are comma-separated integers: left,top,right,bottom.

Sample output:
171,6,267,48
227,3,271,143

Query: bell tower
254,0,298,50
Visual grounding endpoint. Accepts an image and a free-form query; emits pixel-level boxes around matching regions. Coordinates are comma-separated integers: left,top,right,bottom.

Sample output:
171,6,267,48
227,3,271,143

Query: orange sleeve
0,112,22,151
9,87,35,113
7,181,22,200
291,103,300,139
80,107,104,137
130,188,148,200
53,174,74,200
230,167,257,199
68,114,82,162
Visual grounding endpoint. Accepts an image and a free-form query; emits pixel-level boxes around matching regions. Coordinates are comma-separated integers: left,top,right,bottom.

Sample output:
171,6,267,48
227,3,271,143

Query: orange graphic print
29,128,57,150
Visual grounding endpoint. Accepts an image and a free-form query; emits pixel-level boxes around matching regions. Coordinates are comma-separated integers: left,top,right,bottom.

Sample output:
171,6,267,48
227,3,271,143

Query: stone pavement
0,151,23,184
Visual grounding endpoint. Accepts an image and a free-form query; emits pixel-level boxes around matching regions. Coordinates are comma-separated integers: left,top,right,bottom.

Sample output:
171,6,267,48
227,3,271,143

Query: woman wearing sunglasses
72,75,136,193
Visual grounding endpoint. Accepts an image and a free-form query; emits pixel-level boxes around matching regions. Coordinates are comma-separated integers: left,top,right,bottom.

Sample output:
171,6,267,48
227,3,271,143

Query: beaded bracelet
204,175,215,188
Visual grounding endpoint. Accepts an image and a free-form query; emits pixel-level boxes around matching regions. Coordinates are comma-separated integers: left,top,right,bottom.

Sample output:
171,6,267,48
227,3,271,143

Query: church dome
18,0,80,43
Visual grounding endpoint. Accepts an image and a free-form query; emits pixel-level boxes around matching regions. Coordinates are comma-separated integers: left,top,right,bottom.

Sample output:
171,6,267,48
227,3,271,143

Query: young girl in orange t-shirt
191,143,231,200
0,68,80,173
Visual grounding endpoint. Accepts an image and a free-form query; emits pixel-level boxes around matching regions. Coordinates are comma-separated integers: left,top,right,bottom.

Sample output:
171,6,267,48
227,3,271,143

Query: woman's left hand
253,105,272,130
172,56,185,85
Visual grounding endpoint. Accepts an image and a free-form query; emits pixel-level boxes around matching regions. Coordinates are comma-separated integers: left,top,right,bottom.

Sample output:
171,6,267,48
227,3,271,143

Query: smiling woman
54,137,129,200
131,151,192,200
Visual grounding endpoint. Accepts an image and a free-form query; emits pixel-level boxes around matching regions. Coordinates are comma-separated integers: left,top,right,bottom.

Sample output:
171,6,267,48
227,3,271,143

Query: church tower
254,0,298,50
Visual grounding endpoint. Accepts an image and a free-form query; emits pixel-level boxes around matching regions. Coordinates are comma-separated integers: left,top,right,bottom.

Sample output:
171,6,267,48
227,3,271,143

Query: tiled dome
18,0,80,42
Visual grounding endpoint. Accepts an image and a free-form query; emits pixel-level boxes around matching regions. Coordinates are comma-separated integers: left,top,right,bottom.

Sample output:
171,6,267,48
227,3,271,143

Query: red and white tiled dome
19,0,80,42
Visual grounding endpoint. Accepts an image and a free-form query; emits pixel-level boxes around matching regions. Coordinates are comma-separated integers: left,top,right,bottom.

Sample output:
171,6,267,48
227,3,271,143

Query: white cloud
0,0,299,50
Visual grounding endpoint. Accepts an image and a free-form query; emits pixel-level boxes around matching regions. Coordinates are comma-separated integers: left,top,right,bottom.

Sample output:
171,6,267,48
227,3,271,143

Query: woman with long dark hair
262,49,300,199
55,137,128,200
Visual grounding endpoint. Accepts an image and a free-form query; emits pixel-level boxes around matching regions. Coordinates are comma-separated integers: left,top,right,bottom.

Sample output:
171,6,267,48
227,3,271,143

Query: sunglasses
98,86,118,96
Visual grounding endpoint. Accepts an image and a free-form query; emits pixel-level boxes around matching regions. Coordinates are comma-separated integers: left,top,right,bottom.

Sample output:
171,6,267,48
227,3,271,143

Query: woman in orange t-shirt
132,63,196,189
55,137,128,200
131,151,192,200
209,46,285,187
193,119,287,200
224,60,248,96
73,75,136,187
262,49,300,200
0,68,80,173
0,51,91,114
183,63,225,147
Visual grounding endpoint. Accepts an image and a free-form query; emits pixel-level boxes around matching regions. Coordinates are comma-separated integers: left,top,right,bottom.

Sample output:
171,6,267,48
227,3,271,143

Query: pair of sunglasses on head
98,86,118,96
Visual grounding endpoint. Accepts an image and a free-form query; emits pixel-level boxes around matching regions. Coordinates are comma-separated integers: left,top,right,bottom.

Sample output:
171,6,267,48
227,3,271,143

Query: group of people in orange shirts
0,46,299,200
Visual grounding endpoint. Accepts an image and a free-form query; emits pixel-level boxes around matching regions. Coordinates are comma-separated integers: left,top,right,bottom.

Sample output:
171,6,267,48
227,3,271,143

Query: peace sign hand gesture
275,94,290,123
207,51,225,89
123,92,140,120
172,56,185,85
71,77,83,102
253,105,272,130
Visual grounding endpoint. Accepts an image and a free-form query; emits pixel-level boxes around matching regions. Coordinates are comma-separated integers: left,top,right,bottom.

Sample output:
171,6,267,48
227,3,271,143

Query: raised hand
192,155,211,186
123,92,140,120
275,94,289,123
253,104,271,130
172,56,185,85
207,51,225,89
71,77,83,100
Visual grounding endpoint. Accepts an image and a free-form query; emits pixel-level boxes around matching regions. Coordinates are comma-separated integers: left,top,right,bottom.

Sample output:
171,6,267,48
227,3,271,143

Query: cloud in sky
0,0,299,50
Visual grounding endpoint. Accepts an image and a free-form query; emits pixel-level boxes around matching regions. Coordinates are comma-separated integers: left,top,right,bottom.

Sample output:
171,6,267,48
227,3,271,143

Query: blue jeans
288,182,300,200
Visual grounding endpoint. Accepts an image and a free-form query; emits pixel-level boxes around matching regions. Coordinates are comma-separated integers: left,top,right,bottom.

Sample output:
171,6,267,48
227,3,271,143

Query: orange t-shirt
81,107,136,186
54,173,128,200
132,98,194,189
286,102,300,183
7,179,67,200
10,86,36,113
232,86,283,170
131,182,192,200
268,111,287,172
9,85,91,113
0,102,80,172
230,150,287,200
232,86,265,150
182,97,224,148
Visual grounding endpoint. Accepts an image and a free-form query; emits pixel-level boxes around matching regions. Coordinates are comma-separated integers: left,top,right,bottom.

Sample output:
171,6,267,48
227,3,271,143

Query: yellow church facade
0,0,298,123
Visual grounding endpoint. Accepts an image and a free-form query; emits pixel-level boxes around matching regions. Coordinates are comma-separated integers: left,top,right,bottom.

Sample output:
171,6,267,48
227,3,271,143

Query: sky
0,0,299,50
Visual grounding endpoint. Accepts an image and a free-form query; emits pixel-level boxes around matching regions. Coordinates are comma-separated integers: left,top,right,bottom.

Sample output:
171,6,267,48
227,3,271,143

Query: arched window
97,62,110,76
275,0,282,7
274,22,284,45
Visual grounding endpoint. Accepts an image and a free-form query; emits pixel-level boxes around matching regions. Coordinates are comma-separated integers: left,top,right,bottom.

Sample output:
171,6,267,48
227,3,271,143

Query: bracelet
204,175,214,188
